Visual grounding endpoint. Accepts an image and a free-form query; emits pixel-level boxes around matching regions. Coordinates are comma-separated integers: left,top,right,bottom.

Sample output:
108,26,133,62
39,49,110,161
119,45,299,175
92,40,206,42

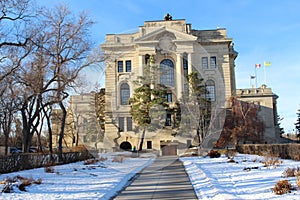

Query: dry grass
272,180,295,195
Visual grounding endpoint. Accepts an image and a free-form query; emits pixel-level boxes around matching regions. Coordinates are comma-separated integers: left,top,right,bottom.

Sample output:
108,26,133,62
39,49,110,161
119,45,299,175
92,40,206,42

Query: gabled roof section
135,27,197,43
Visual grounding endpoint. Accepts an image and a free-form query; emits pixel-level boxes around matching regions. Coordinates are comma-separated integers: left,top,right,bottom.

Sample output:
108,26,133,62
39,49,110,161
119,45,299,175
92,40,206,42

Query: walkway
114,156,197,200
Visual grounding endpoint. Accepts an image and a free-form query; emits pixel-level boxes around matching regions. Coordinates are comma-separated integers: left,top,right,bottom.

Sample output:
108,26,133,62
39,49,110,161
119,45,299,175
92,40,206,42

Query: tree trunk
58,101,67,161
4,131,8,156
76,130,79,146
139,127,146,151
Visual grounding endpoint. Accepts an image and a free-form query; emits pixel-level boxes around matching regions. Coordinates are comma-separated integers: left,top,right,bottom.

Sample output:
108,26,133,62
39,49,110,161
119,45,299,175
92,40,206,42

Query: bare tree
216,97,265,147
0,0,35,81
38,4,103,160
0,2,104,157
0,77,20,155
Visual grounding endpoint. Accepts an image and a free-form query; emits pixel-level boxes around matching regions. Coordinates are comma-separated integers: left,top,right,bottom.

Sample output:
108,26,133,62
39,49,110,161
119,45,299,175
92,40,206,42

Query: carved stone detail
155,33,177,54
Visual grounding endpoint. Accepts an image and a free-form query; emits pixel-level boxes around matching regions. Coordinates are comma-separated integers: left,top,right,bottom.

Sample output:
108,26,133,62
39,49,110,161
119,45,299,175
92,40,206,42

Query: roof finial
164,13,172,21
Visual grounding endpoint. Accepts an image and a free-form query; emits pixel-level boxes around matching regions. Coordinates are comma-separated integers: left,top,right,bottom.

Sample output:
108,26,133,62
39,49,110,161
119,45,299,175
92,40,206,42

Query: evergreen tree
295,108,300,137
276,114,285,137
177,71,211,147
129,56,169,151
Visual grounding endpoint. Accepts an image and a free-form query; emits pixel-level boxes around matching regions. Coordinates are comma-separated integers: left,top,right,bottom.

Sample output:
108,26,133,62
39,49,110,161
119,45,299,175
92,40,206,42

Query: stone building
236,84,280,143
60,15,281,155
100,15,240,155
52,90,105,150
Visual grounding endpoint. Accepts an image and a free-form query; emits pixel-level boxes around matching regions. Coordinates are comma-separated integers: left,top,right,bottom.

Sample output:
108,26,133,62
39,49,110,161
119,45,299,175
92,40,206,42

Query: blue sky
40,0,300,133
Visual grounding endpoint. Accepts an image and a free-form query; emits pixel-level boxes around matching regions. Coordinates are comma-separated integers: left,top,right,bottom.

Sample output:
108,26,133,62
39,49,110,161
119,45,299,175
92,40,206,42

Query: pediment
135,27,197,43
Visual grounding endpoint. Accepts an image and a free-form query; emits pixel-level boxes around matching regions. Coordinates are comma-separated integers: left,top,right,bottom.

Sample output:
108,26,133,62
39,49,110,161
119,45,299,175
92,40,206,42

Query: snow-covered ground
181,154,300,200
0,152,155,200
1,153,300,200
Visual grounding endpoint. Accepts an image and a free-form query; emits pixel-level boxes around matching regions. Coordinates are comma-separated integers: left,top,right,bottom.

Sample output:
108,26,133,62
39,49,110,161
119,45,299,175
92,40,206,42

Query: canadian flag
255,63,261,68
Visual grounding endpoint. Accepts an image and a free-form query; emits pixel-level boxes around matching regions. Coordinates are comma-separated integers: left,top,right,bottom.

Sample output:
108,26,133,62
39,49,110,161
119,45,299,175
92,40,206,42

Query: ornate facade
100,16,241,155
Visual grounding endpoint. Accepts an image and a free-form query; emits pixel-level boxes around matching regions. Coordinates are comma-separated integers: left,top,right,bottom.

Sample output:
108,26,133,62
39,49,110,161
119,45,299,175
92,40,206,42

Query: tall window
145,54,150,65
119,117,124,132
165,114,172,126
126,60,131,72
183,53,189,95
210,56,217,68
160,59,175,86
165,93,172,102
120,83,130,105
147,141,152,149
205,80,216,102
202,57,208,69
118,61,123,72
127,117,132,131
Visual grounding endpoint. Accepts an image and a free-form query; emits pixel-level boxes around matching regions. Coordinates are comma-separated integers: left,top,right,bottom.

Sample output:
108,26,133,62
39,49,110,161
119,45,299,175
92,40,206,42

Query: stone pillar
188,53,192,74
176,53,183,99
139,55,143,76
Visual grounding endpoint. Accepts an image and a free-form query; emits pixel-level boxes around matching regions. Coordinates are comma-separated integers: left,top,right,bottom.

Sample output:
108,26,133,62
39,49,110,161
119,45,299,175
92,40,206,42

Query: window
145,54,150,65
83,135,87,143
119,117,124,132
210,56,216,68
147,141,152,149
165,114,172,126
165,93,172,102
160,59,175,86
83,118,88,130
205,80,216,102
187,140,192,148
118,61,123,72
127,117,132,131
202,57,208,69
120,83,130,105
183,53,188,70
126,60,131,72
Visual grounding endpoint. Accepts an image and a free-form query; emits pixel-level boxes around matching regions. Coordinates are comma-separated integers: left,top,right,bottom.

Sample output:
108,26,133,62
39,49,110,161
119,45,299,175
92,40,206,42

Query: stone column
176,53,183,99
188,53,192,74
139,55,143,76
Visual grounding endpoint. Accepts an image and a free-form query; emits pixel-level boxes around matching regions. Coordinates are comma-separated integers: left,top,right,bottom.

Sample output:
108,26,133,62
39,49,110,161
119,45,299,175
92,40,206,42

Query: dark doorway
161,145,177,156
120,141,132,151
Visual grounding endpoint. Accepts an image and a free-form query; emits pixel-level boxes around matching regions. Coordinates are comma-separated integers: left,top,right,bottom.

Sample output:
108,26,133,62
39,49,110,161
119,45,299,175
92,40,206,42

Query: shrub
272,180,294,195
226,149,237,159
262,153,283,169
1,176,42,193
295,170,300,188
44,166,55,173
84,159,99,165
207,150,221,158
1,183,13,193
282,167,300,178
283,167,295,177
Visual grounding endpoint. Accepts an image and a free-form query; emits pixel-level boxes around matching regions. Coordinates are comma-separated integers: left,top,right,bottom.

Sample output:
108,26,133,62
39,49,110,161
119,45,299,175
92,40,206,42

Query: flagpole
255,66,258,88
264,63,267,85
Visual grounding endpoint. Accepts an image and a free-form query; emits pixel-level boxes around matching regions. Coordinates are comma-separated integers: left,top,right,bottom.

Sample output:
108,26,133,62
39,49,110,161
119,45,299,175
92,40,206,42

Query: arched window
160,59,174,86
120,83,130,105
205,80,215,102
